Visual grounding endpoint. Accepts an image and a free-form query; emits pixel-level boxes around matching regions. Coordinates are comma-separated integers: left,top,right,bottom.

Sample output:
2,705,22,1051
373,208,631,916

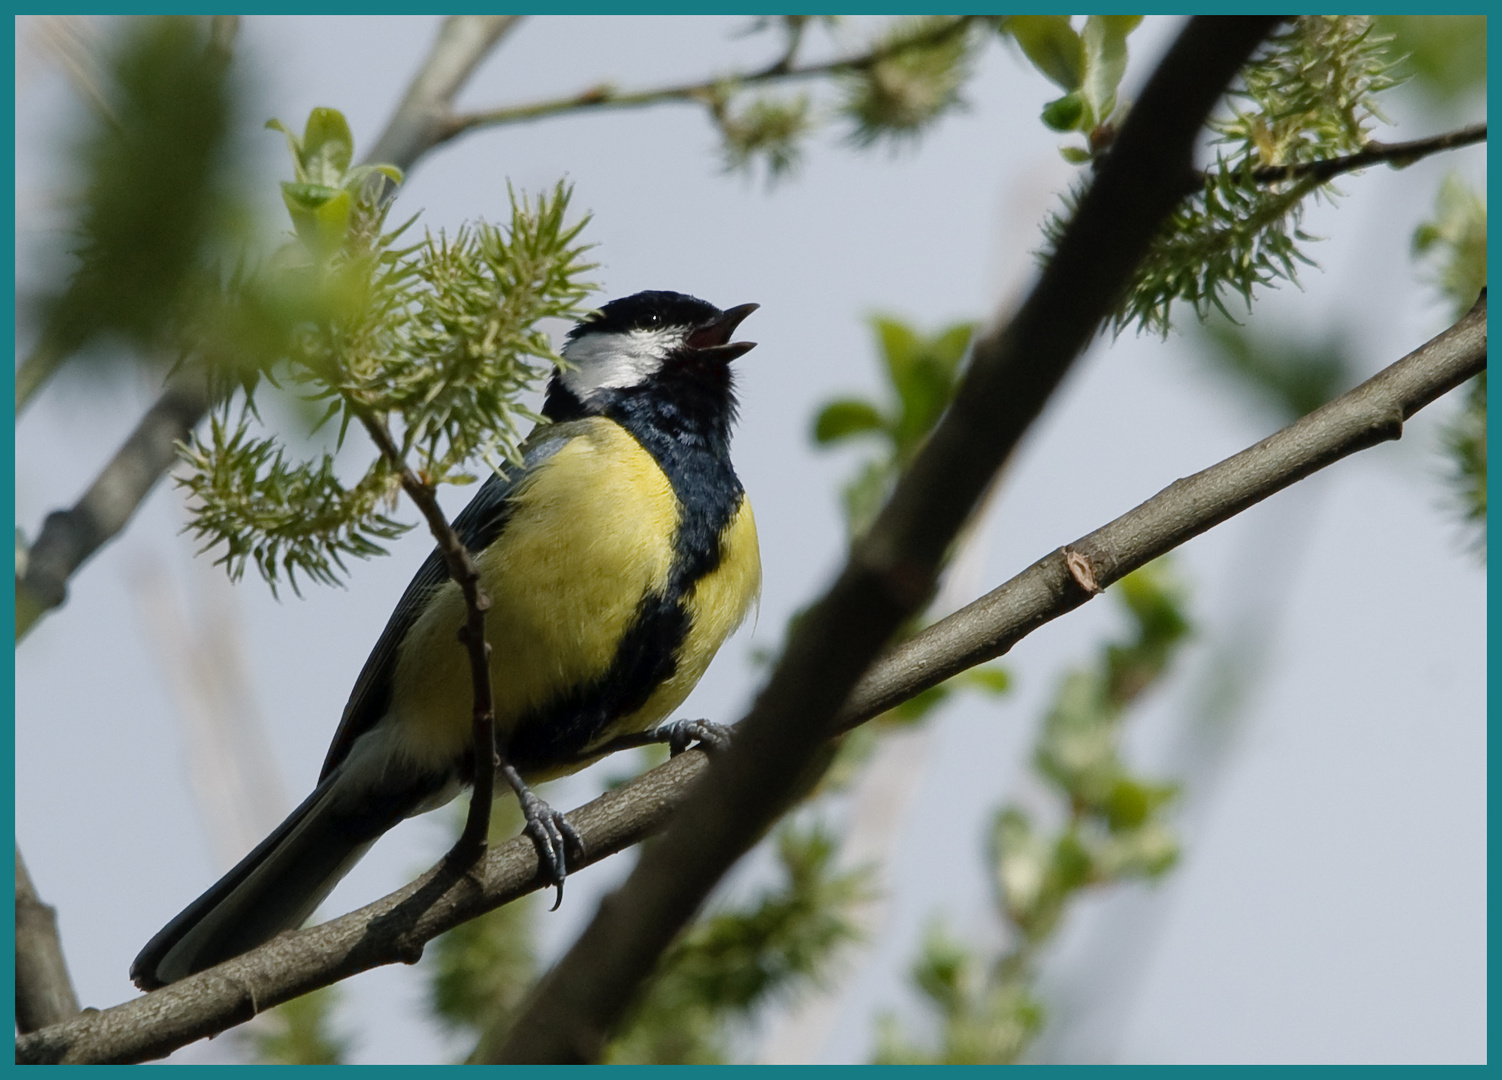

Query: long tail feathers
131,771,400,990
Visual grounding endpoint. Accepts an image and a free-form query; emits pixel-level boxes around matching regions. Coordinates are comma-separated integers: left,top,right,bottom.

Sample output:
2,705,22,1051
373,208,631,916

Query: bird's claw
518,790,584,911
661,718,734,757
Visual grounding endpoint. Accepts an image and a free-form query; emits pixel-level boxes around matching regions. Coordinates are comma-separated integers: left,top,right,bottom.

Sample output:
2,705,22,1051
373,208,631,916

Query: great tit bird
131,291,762,990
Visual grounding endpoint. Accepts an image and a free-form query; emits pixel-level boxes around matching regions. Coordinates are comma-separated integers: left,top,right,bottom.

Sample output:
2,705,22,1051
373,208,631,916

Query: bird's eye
643,312,662,327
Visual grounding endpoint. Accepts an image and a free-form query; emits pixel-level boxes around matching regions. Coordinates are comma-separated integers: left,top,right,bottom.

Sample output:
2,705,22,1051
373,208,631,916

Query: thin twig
1183,120,1488,193
441,16,982,140
15,844,81,1034
15,287,1484,1066
357,414,496,861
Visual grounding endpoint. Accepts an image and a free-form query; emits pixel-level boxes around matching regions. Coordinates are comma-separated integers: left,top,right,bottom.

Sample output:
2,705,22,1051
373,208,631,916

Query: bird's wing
317,424,578,781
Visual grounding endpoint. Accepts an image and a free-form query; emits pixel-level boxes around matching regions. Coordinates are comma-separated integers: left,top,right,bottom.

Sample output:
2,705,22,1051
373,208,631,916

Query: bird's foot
656,718,734,757
517,787,584,911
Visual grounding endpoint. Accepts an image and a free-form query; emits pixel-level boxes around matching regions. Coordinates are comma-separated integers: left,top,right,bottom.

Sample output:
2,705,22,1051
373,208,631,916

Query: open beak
686,302,759,361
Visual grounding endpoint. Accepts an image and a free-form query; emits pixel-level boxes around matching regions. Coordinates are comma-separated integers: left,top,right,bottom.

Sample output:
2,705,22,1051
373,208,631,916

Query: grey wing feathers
317,427,576,781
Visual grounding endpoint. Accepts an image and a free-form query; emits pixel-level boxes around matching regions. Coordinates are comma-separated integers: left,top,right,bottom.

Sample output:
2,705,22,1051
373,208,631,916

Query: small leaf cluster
604,825,871,1063
873,922,1042,1065
1443,372,1487,562
249,986,349,1065
1412,175,1487,559
877,560,1191,1063
313,189,594,481
1106,164,1322,336
23,16,238,404
1015,563,1188,910
1049,16,1406,337
1413,174,1487,318
176,107,596,593
807,313,1008,756
840,16,983,149
715,92,814,181
1218,16,1400,171
1003,16,1143,162
813,316,976,538
712,16,987,181
177,412,408,595
269,107,402,261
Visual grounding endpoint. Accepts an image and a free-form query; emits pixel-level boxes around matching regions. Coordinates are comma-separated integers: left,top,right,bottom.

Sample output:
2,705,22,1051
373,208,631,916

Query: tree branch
16,282,1483,1067
490,16,1284,1063
364,15,523,192
14,15,522,642
441,16,982,141
16,378,210,641
15,844,81,1035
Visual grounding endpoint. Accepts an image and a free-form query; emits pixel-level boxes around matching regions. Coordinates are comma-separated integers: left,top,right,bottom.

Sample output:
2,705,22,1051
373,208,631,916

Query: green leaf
1059,144,1092,164
280,182,353,259
813,398,888,443
1040,91,1086,132
955,664,1011,696
297,106,355,186
1005,16,1083,91
874,316,921,387
931,323,975,373
1102,776,1178,832
1080,16,1140,129
1052,828,1093,891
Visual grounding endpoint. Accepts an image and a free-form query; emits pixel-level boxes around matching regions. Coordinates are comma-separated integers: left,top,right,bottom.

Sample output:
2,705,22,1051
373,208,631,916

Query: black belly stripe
496,371,745,772
503,590,690,771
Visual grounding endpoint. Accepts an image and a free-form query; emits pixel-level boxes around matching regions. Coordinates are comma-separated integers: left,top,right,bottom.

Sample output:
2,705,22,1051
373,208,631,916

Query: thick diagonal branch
490,16,1284,1063
16,279,1483,1068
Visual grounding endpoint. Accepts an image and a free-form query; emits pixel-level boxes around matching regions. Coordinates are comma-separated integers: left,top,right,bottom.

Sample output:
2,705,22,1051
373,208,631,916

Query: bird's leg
574,718,735,762
498,762,584,911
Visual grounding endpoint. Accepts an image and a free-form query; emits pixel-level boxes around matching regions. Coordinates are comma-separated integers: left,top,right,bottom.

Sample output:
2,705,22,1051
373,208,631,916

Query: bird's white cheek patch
559,328,677,398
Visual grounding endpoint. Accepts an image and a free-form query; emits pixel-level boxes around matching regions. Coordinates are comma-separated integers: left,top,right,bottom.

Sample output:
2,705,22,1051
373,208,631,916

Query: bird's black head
544,291,759,436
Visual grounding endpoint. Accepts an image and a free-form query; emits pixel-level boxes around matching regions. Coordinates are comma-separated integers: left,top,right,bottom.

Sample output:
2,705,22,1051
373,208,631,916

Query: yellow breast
387,418,682,773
